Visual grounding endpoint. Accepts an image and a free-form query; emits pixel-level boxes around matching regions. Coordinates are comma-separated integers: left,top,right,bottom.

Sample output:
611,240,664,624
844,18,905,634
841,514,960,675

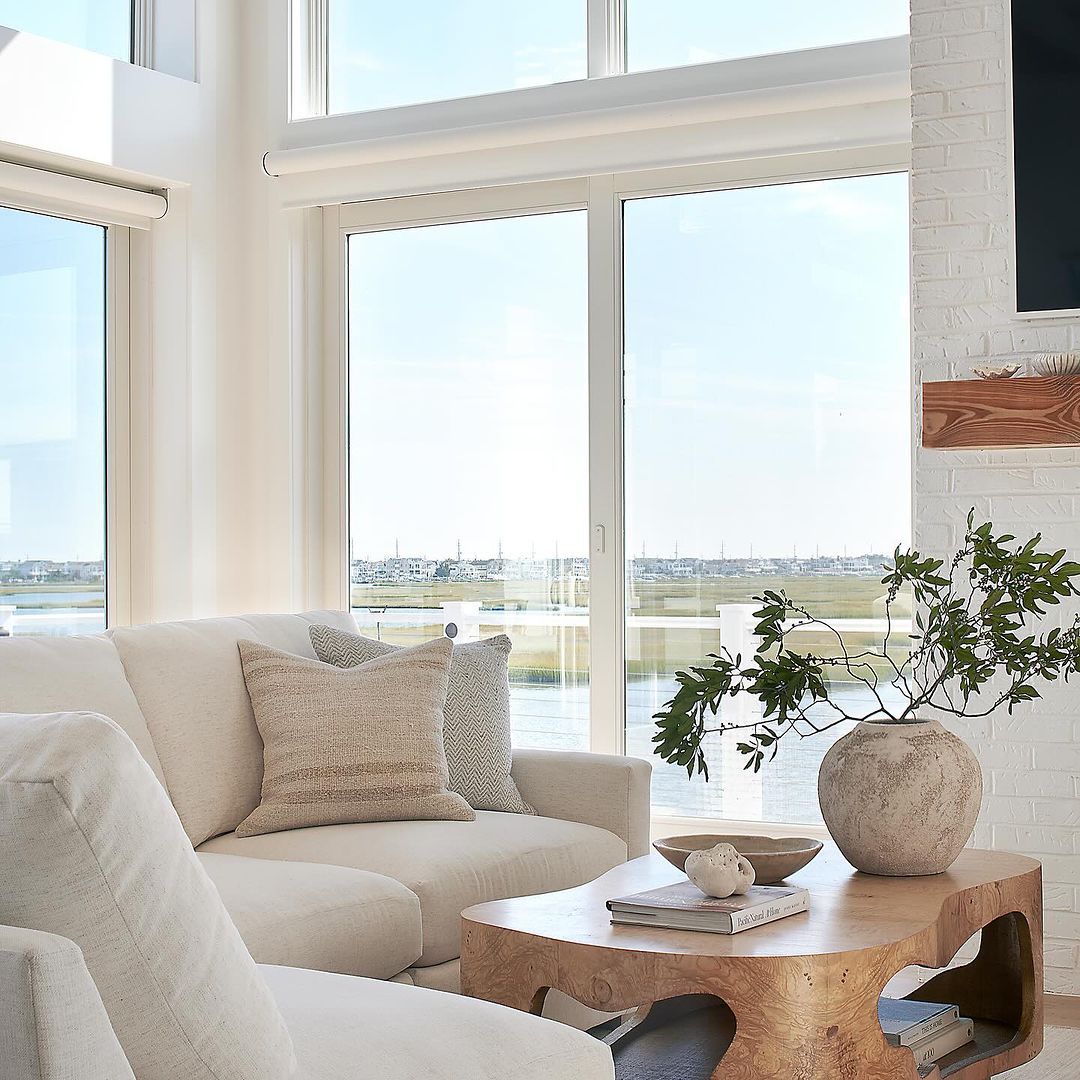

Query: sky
0,2,910,565
0,208,105,562
623,173,911,561
0,1,130,62
329,0,911,560
348,173,910,562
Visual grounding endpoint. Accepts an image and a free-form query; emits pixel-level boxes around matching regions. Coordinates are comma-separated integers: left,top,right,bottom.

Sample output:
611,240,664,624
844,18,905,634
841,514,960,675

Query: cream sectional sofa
0,609,651,998
0,710,620,1080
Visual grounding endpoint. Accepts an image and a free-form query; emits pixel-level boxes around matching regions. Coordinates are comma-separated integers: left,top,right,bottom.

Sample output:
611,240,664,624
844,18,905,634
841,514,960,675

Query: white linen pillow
0,711,296,1080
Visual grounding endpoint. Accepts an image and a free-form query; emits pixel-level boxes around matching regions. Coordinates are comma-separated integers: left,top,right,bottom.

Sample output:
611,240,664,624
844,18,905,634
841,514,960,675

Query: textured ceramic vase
817,719,982,877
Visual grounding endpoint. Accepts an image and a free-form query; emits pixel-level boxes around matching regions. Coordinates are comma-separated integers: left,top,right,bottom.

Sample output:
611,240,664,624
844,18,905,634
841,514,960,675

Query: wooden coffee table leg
706,956,915,1080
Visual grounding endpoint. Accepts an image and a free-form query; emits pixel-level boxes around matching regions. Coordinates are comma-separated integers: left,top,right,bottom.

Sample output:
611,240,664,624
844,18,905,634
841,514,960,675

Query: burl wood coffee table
461,847,1043,1079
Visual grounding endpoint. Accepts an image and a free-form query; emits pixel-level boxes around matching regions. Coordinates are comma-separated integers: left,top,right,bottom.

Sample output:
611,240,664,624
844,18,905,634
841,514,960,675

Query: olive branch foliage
652,512,1080,780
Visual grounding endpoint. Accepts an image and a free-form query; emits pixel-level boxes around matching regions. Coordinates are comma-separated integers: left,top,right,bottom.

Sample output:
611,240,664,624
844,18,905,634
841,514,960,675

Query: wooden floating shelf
922,375,1080,450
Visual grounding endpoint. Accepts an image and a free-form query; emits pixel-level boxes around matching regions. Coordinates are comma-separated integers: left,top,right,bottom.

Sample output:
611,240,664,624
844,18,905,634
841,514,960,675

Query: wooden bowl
653,834,824,885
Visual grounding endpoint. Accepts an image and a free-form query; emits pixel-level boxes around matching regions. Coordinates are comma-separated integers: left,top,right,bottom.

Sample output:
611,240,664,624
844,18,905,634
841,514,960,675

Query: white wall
0,26,198,186
911,0,1080,994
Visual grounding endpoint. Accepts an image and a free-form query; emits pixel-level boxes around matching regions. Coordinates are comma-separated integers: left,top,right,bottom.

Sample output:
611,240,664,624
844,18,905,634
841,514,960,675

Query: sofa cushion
0,633,166,787
199,811,627,966
109,609,358,846
311,626,535,815
261,964,614,1080
0,712,295,1080
0,925,135,1080
235,637,473,837
198,851,422,979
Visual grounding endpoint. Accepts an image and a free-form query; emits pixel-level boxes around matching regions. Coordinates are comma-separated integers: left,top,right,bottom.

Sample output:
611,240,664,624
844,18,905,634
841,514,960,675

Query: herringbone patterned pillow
310,625,535,815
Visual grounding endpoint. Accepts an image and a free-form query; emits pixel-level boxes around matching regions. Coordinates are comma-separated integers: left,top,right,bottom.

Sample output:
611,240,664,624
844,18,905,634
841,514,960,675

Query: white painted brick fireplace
911,0,1080,993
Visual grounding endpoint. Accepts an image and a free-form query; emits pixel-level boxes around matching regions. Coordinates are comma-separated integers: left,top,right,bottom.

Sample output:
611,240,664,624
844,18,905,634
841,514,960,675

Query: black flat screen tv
1011,0,1080,315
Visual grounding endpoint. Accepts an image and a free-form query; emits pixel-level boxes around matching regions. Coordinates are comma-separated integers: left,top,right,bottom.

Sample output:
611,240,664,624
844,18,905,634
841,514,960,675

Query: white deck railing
351,601,911,640
0,601,911,642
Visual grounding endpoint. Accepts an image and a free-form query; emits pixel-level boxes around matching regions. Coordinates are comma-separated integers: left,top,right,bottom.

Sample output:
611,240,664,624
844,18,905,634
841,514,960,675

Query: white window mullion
292,0,328,119
586,174,625,755
105,227,133,628
132,0,153,68
587,0,626,78
322,203,349,609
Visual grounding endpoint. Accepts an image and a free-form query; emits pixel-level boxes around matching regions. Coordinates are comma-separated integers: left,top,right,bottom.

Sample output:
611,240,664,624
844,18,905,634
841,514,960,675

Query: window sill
268,36,910,181
650,814,831,843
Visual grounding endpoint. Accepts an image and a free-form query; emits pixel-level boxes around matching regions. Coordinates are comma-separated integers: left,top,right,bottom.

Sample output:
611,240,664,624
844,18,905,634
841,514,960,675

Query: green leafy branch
652,512,1080,779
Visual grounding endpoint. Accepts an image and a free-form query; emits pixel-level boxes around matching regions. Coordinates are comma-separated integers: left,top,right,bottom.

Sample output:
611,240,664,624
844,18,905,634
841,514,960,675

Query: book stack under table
880,998,976,1072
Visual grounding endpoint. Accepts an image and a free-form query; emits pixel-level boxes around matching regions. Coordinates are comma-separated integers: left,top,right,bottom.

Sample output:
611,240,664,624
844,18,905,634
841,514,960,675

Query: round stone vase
817,719,982,876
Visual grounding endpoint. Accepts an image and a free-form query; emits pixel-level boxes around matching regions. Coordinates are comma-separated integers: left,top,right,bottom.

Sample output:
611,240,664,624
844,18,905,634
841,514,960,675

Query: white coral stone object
684,843,756,899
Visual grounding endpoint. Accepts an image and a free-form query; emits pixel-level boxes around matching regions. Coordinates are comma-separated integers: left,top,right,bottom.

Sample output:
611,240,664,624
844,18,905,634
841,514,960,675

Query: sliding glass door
336,165,912,825
622,172,911,823
346,209,591,750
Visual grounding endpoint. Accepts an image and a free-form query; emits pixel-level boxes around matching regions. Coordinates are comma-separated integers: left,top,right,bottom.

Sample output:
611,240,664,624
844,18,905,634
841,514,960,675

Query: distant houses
349,553,885,585
3,552,884,589
349,556,590,585
0,560,105,584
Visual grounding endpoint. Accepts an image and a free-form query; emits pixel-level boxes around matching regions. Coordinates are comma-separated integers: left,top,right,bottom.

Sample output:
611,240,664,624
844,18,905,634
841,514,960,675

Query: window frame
105,224,133,628
133,0,154,67
321,144,911,825
0,202,134,635
290,0,910,123
294,0,628,120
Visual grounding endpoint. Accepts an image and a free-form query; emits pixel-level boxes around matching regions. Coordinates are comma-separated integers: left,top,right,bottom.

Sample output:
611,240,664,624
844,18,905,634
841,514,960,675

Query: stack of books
878,998,975,1070
606,881,808,934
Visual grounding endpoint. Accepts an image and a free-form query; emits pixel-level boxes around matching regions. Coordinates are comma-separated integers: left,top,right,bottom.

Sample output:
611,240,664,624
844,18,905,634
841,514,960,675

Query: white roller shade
0,160,167,229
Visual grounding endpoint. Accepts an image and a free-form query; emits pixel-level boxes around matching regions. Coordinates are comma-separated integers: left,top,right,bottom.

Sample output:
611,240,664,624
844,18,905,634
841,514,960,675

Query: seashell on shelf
971,364,1021,380
1033,352,1080,377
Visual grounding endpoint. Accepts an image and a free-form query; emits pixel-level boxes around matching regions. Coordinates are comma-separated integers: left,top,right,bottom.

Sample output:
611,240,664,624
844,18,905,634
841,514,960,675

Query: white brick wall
912,0,1080,995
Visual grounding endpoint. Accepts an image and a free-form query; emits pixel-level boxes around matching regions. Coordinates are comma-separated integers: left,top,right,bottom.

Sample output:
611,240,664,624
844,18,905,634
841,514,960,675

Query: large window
346,210,590,750
327,0,586,113
0,207,107,638
335,166,912,825
626,1,910,72
0,1,132,62
623,173,911,823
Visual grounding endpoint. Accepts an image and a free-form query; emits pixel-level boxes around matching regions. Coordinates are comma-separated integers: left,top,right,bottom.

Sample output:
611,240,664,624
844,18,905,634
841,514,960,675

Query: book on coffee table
878,997,961,1047
607,881,808,934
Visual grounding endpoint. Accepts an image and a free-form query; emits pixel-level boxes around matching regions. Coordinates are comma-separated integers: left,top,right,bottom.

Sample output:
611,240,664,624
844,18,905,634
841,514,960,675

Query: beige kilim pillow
310,625,535,815
236,636,474,837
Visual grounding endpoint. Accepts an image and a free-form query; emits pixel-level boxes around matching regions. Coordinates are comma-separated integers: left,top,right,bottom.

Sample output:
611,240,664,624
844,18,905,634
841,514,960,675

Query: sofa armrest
0,925,135,1080
511,749,652,858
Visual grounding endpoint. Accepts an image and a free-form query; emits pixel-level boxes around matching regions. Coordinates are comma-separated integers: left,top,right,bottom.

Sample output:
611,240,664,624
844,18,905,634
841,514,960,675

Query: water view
2,558,909,827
